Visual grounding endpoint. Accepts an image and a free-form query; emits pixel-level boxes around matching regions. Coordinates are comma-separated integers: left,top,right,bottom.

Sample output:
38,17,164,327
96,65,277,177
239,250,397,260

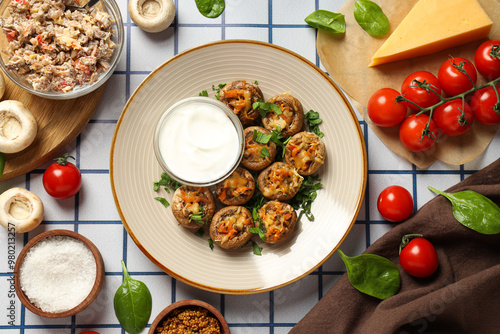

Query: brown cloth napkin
290,158,500,334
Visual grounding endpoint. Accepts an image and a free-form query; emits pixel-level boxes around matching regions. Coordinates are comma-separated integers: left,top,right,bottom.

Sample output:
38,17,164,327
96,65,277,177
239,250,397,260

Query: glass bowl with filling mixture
0,0,124,99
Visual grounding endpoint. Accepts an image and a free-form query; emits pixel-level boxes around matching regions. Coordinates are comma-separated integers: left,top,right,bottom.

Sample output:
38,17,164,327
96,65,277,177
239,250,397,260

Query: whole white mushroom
0,187,44,233
129,0,175,33
0,100,37,154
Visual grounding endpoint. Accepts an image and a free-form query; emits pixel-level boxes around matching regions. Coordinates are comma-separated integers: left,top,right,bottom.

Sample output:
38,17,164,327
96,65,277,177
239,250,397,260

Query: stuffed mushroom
257,201,297,244
262,94,304,137
218,80,264,124
284,131,326,175
209,206,254,249
171,186,216,231
241,126,277,171
257,162,303,201
214,167,255,206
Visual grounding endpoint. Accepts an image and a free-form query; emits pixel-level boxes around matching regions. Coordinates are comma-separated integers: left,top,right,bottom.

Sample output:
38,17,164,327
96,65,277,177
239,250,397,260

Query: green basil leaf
353,0,390,37
305,10,346,34
195,0,225,18
428,186,500,234
114,261,152,334
0,152,5,178
338,249,400,300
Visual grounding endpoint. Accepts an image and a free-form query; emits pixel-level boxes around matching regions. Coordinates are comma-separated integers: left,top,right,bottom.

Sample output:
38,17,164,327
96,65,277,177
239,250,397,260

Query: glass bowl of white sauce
153,97,245,187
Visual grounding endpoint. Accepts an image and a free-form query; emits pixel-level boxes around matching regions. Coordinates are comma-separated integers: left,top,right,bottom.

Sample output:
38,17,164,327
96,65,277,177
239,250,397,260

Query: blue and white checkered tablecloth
1,0,499,333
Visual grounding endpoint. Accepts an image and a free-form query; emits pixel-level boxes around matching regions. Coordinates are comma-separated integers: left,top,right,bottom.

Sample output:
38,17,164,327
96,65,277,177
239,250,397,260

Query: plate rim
110,39,368,294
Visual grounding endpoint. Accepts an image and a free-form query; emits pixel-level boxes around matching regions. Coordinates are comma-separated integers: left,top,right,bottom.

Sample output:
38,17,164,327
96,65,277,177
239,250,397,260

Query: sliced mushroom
0,100,37,154
129,0,175,33
0,187,44,233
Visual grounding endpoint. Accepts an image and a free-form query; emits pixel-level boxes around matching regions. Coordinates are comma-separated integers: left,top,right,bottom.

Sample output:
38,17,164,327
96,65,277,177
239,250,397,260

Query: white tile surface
0,0,499,333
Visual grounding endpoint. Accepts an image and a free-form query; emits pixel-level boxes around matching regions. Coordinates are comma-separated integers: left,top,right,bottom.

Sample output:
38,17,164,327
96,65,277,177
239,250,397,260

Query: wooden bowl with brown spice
14,229,105,318
149,299,230,334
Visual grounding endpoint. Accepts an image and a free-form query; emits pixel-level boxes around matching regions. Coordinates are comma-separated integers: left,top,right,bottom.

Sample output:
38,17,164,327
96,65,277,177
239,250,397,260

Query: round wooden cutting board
0,72,107,181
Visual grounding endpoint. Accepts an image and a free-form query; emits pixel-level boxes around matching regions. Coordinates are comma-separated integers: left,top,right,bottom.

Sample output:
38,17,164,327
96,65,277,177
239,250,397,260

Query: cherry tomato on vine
470,86,500,126
367,88,408,127
438,57,477,97
474,39,500,80
401,71,442,111
43,154,82,199
399,114,438,152
432,99,474,137
399,235,438,278
377,185,414,222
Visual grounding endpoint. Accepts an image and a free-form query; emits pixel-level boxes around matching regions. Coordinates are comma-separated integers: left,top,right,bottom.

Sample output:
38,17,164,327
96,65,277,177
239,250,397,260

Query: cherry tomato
367,88,408,127
470,86,500,126
377,185,414,222
438,57,477,97
80,332,100,334
401,71,442,111
432,99,474,137
399,235,438,278
43,154,82,199
474,39,500,80
399,114,438,152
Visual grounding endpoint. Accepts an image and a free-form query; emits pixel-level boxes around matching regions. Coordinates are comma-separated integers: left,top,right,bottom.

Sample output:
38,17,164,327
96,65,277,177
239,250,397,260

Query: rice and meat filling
0,0,115,92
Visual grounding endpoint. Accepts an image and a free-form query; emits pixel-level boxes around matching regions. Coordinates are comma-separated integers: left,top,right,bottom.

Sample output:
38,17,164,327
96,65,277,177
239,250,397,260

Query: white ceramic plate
110,40,367,294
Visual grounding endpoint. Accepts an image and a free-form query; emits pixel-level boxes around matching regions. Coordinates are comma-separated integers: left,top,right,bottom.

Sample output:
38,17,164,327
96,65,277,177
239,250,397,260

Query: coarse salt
19,235,97,313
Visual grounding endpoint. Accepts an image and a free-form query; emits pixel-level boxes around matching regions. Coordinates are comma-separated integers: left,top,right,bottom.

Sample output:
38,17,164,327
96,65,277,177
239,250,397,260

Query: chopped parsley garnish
212,83,226,99
195,227,205,237
290,174,323,221
254,80,259,85
154,197,170,208
153,173,181,192
199,90,208,97
252,101,282,118
259,146,270,158
252,130,272,144
252,241,263,256
304,110,324,138
189,206,208,226
208,238,214,250
249,207,267,243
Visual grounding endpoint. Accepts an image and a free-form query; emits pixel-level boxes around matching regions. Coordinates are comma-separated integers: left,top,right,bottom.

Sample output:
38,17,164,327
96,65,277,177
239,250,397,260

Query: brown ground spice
156,306,221,334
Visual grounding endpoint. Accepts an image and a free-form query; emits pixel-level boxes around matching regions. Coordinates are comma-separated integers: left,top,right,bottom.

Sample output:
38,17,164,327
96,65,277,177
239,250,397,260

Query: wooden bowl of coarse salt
149,299,230,334
14,229,105,318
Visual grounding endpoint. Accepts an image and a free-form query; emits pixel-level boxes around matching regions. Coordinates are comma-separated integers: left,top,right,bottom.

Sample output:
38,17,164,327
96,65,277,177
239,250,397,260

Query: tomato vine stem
396,76,500,140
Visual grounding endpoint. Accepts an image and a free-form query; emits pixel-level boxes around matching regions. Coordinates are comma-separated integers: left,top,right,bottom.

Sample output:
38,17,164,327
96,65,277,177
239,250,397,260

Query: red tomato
377,186,414,222
43,154,82,199
399,114,438,152
80,332,100,334
401,71,442,111
399,235,438,278
470,86,500,126
474,39,500,80
438,57,477,97
432,99,474,137
367,88,408,127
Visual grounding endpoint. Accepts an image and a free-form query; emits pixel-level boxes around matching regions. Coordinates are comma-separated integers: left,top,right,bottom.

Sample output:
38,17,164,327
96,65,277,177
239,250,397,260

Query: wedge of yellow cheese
369,0,493,67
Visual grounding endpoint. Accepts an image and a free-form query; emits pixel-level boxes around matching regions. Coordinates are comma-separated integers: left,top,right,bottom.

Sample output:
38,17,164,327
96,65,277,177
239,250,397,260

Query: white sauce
158,101,241,183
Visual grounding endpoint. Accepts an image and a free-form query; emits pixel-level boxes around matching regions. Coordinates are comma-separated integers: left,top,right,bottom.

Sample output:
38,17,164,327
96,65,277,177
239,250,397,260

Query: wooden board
0,72,107,181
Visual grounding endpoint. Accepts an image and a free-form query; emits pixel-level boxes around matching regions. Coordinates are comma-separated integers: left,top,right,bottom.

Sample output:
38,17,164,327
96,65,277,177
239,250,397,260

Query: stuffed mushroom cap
257,201,297,244
214,167,255,206
218,80,264,125
241,126,277,171
209,206,255,249
284,131,326,175
262,94,304,137
171,186,216,231
257,162,303,201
